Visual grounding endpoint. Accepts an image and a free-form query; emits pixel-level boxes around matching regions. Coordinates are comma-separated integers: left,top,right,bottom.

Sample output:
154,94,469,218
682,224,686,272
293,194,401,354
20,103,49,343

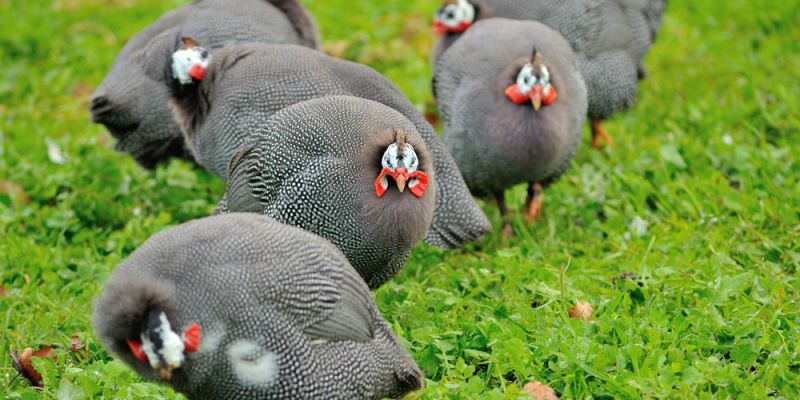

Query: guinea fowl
93,213,424,400
221,96,435,288
432,0,666,148
434,19,587,234
154,39,490,249
89,0,319,168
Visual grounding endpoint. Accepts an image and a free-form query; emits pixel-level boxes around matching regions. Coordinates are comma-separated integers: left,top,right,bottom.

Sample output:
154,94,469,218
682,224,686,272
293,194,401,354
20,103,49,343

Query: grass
1,0,799,398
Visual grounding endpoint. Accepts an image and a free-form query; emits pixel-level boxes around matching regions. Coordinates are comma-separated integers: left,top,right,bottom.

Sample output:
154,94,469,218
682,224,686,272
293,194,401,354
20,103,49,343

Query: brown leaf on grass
72,81,95,101
10,345,57,387
70,336,85,352
522,381,559,400
32,345,56,361
10,348,44,387
0,284,9,298
567,300,594,321
322,40,350,58
0,180,31,206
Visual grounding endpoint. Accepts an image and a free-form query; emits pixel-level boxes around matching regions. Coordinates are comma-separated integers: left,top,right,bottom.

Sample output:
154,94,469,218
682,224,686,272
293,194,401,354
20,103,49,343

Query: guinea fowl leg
591,118,613,149
524,182,543,222
496,193,513,239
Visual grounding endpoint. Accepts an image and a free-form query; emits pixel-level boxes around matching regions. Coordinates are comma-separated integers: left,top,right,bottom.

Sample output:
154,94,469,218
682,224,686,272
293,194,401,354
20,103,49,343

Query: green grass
1,0,799,398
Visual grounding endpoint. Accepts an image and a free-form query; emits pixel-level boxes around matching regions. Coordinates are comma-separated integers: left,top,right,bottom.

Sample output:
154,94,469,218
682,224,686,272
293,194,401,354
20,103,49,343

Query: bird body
160,42,490,249
90,0,319,168
93,213,423,400
432,0,666,144
221,96,436,288
434,19,587,227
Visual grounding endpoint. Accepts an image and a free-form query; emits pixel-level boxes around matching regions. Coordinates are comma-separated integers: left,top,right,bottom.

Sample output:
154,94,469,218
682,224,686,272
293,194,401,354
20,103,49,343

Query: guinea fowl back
93,214,422,399
162,42,491,249
90,0,319,168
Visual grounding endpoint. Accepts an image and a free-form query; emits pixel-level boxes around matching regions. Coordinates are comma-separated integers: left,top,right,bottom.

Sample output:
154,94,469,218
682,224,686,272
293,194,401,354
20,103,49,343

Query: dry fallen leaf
11,348,43,387
10,345,57,387
70,336,85,352
0,284,9,298
567,300,594,321
32,345,56,361
322,40,350,58
523,381,559,400
0,180,30,206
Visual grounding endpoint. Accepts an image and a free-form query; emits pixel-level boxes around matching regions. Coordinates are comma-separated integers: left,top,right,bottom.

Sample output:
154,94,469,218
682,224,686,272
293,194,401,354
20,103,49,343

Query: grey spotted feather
158,42,490,249
89,0,319,168
93,213,423,400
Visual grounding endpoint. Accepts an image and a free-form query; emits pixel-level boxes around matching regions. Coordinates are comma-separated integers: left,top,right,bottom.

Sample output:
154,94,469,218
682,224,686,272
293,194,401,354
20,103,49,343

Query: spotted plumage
157,41,490,249
93,213,423,400
434,19,587,227
89,0,319,168
220,96,435,288
432,0,666,142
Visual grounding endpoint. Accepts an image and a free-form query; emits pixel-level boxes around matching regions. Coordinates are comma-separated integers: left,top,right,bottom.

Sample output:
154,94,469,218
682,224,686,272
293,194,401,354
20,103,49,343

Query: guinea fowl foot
501,222,514,239
524,182,543,223
590,119,613,149
496,193,514,239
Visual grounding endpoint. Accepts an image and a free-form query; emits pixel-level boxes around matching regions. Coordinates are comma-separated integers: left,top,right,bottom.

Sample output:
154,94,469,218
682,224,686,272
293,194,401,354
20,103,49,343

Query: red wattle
127,339,148,363
182,323,200,353
453,20,472,33
188,64,206,81
433,20,447,35
408,171,429,198
543,86,558,106
505,84,530,104
375,167,390,197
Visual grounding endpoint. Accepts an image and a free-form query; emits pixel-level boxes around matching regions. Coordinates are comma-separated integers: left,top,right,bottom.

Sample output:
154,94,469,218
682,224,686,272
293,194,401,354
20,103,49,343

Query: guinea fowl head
126,309,200,380
170,37,212,86
505,48,558,111
375,130,429,198
433,0,476,35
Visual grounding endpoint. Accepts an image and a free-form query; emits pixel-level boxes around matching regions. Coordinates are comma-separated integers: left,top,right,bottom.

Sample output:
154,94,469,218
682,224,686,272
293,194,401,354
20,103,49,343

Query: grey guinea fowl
93,213,424,400
89,0,319,168
434,19,587,234
222,96,435,288
155,40,491,249
432,0,666,148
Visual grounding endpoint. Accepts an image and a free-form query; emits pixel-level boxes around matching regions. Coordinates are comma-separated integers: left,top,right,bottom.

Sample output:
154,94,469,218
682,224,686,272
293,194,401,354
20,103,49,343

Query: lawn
1,0,799,398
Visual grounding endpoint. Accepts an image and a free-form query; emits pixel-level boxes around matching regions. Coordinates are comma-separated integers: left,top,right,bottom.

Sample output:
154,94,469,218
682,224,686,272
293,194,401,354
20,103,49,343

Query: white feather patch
141,313,185,369
226,340,279,386
171,48,210,85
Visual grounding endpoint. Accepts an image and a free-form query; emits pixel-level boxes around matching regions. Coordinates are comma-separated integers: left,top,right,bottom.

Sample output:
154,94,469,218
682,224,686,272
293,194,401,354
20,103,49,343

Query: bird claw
590,119,613,149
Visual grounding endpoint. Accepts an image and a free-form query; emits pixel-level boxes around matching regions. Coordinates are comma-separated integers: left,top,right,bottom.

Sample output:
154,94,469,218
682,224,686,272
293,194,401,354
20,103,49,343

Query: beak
396,174,408,192
530,85,543,111
393,167,409,192
433,19,447,35
188,64,206,81
158,365,174,380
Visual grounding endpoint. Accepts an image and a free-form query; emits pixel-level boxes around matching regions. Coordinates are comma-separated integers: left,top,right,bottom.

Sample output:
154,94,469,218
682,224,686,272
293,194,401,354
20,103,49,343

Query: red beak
433,19,447,35
188,64,206,81
394,167,409,192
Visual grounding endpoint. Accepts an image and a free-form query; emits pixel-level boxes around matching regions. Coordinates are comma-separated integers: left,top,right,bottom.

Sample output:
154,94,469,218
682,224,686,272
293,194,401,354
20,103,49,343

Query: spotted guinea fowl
154,39,490,249
93,213,424,400
431,0,666,148
89,0,319,168
434,19,587,234
218,96,435,288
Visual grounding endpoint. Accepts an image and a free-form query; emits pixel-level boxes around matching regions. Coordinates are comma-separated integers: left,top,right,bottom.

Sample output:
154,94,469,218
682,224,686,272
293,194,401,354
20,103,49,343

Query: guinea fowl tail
424,177,491,248
93,277,176,358
266,0,320,49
